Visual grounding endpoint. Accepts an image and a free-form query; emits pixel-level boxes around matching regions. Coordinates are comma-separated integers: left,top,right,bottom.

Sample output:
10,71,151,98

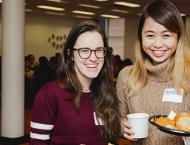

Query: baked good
153,112,190,131
154,117,176,129
175,113,190,131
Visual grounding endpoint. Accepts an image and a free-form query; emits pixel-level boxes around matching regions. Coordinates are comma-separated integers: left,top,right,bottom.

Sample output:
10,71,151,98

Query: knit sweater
30,80,108,145
116,59,190,145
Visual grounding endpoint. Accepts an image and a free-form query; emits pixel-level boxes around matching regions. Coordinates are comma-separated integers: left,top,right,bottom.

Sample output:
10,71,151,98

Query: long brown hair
128,0,190,96
57,20,121,141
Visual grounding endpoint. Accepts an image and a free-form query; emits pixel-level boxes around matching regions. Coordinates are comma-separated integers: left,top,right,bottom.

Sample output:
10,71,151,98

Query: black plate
149,115,190,136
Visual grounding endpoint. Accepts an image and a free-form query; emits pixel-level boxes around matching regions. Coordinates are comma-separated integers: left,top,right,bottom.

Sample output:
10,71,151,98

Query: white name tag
162,88,183,103
93,112,104,125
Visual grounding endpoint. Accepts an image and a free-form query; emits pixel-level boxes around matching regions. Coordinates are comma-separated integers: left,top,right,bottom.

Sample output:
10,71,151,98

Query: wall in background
108,18,125,59
25,13,79,60
0,12,139,62
124,17,139,62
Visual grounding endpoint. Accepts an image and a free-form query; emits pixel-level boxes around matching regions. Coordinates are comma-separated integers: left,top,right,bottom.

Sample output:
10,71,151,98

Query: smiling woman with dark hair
30,20,121,145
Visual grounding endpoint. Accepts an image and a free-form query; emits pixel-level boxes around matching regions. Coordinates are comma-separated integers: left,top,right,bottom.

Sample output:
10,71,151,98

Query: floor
21,108,31,145
20,142,29,145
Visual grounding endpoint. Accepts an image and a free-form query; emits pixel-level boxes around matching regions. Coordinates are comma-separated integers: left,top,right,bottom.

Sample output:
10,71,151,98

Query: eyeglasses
72,47,108,59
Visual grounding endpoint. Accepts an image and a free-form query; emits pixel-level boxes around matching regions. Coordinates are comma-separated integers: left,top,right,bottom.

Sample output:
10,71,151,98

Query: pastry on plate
154,117,176,129
175,113,190,131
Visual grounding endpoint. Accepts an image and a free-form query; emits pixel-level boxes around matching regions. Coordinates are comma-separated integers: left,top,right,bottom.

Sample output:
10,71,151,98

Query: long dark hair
57,20,121,141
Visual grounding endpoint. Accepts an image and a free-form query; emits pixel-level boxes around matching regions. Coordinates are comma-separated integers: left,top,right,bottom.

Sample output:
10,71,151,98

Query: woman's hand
122,119,138,141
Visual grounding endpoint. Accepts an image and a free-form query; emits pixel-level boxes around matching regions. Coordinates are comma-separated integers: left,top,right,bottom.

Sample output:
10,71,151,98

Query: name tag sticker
93,112,104,125
162,88,183,103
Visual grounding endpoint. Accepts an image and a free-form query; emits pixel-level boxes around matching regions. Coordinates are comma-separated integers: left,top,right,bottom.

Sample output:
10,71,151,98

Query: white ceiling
25,0,190,19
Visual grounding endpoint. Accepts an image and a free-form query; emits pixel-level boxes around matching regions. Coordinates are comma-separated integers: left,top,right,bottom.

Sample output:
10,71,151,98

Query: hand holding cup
126,113,149,139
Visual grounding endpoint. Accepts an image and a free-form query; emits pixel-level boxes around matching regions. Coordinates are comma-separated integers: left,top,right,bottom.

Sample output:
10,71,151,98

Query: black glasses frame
71,47,109,59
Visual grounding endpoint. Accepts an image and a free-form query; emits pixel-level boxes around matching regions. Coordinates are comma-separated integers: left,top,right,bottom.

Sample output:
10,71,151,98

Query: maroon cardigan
30,80,108,145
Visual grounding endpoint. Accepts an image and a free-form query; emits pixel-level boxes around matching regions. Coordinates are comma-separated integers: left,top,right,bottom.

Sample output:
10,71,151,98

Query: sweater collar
145,57,174,82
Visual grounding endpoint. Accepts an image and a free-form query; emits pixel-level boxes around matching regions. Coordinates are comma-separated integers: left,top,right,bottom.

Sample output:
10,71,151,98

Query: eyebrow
144,30,170,33
144,30,154,34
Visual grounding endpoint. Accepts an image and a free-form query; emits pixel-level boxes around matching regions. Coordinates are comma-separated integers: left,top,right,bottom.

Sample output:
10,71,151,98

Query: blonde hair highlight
173,29,190,95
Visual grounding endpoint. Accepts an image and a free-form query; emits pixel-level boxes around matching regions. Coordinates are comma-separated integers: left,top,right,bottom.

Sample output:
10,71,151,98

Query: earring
67,49,70,55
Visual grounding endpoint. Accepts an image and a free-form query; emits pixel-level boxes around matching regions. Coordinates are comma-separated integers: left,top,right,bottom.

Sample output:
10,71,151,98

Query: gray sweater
116,59,190,145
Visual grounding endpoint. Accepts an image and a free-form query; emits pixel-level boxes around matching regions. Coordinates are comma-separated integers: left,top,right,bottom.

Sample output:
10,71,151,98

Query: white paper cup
127,113,149,138
183,137,190,145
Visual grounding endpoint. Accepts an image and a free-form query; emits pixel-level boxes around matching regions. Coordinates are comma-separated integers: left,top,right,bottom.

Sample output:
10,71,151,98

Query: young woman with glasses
30,20,121,145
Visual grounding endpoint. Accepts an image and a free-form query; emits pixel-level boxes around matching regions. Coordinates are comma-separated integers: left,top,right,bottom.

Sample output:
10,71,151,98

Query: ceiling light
25,9,33,12
72,10,95,15
94,0,108,1
78,3,100,9
0,0,2,3
114,1,140,8
75,15,93,19
37,5,65,11
46,11,65,16
111,9,129,14
101,14,120,19
181,13,186,16
47,0,62,2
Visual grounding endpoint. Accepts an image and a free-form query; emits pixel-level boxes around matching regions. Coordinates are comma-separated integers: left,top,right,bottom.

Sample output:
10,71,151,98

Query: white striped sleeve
30,132,50,140
30,121,54,140
31,121,54,130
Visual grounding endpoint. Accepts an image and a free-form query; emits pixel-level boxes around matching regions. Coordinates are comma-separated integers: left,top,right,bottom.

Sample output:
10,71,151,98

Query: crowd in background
112,54,132,82
25,53,61,107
